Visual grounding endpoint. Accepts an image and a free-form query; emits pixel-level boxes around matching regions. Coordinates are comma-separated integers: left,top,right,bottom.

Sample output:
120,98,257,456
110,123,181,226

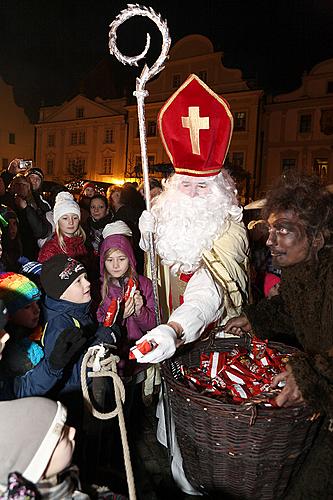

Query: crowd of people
0,72,332,500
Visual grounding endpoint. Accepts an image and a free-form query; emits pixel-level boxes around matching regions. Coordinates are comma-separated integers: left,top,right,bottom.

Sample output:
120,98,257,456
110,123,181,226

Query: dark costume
245,246,333,499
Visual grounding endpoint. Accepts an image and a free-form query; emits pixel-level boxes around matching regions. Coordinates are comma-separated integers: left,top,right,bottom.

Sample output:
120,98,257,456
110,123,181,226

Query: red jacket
38,234,88,263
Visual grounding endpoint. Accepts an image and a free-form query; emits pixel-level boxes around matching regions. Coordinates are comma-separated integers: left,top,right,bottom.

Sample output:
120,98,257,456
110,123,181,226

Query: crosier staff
109,4,171,325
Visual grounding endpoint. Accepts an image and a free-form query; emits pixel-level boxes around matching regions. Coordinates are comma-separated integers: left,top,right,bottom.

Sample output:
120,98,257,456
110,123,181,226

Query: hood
99,234,136,277
43,294,91,323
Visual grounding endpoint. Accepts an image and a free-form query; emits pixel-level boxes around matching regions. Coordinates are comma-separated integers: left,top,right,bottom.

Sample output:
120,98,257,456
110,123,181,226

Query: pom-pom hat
158,74,233,177
53,191,81,225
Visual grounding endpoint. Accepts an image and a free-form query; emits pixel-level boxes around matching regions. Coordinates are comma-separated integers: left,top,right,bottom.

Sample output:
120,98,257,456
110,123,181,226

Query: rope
81,344,136,500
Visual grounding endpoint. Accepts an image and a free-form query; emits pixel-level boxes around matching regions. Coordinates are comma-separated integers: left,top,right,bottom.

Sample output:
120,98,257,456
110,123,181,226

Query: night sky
1,0,333,121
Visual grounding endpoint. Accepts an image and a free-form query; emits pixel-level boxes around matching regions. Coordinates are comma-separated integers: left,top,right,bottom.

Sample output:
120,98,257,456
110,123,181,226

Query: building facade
262,59,333,190
36,35,263,191
0,76,34,169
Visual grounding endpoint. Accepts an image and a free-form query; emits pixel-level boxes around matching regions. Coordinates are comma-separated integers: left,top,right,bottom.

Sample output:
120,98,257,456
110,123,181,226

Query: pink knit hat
263,273,281,298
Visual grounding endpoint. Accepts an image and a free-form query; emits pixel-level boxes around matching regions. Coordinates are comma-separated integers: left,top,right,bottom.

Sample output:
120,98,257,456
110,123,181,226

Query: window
198,70,207,83
70,131,78,145
313,158,328,179
147,121,157,137
282,158,297,173
8,133,15,144
103,157,113,175
105,128,114,144
172,74,181,88
327,81,333,93
76,107,84,118
68,158,86,176
70,130,85,145
233,152,244,168
135,155,155,168
234,112,247,132
46,158,54,175
47,134,55,147
78,131,85,144
299,114,312,133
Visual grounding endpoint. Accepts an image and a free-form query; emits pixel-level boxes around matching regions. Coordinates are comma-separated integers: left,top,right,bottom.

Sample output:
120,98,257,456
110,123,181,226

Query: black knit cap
40,255,86,300
25,167,44,181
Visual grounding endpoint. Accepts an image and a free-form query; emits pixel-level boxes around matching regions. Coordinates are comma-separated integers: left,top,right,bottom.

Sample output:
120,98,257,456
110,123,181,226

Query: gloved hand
135,324,177,364
49,327,89,370
95,323,121,345
138,210,156,251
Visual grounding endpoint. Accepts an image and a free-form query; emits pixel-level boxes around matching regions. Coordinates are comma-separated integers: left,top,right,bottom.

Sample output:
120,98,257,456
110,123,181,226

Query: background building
262,59,333,191
36,34,263,195
0,77,34,169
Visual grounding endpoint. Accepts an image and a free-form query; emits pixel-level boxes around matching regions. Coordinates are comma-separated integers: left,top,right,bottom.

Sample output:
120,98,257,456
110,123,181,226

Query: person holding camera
0,158,31,190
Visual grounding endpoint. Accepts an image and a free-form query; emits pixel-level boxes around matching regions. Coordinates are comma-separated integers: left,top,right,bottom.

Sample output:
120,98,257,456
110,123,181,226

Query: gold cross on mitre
181,106,210,155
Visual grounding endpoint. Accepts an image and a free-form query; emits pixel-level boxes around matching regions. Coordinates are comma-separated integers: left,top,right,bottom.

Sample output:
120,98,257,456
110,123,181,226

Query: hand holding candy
123,296,135,319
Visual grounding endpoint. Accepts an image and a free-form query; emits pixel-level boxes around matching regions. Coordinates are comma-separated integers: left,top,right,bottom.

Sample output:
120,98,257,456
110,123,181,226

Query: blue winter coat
42,295,94,394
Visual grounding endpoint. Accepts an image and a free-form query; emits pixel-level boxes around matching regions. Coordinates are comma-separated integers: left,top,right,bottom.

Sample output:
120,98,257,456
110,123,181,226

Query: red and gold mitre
158,74,233,177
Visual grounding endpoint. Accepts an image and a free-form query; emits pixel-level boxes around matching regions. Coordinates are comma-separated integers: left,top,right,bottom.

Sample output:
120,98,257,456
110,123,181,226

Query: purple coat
97,235,156,378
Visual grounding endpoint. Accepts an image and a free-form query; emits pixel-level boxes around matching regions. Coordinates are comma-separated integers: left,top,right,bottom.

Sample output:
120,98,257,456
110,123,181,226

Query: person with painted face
225,174,333,499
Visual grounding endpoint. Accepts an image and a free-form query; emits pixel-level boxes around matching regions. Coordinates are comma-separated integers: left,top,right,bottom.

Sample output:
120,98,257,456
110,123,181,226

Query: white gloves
135,324,177,363
139,210,156,251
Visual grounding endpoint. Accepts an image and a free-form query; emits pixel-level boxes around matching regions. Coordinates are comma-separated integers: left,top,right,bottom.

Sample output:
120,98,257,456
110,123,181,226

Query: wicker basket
162,337,322,499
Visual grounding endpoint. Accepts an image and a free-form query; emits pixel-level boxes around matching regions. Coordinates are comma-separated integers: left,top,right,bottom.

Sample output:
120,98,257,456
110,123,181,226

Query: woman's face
58,214,80,237
90,198,108,221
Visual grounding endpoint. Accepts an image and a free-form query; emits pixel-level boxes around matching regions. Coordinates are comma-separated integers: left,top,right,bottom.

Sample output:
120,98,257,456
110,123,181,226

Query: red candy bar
124,277,137,302
103,297,120,327
129,339,157,360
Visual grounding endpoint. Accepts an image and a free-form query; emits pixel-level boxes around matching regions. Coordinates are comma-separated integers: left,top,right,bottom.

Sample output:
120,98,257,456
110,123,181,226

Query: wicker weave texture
163,338,321,499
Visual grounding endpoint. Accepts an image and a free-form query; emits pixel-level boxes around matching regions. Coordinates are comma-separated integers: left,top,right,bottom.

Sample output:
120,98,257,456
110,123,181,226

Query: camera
19,159,33,170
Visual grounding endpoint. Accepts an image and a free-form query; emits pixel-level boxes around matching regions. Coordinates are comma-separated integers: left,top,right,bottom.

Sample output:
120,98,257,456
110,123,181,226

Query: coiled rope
81,344,136,500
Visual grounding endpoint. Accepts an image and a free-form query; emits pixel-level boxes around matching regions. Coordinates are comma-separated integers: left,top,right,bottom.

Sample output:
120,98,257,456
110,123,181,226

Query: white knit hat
102,221,132,239
53,191,81,225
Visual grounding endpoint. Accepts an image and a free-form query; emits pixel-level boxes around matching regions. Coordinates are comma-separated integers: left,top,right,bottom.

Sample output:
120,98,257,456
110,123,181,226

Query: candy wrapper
129,339,157,360
123,277,137,302
103,297,121,327
179,338,291,406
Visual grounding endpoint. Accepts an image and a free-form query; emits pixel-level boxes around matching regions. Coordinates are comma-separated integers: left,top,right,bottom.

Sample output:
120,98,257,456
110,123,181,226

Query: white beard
152,186,240,274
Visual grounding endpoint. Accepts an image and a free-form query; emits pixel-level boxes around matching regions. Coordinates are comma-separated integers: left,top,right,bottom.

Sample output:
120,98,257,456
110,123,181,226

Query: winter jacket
38,233,87,264
97,234,156,378
244,246,333,499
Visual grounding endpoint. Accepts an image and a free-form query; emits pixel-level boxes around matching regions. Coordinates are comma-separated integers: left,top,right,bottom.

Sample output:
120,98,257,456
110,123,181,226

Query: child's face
60,273,91,303
58,214,80,237
90,198,107,220
84,187,95,197
8,218,18,240
44,425,76,478
10,301,40,329
105,250,129,279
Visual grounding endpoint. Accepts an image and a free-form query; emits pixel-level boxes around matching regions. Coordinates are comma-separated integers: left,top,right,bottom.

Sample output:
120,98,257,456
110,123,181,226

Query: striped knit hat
0,272,41,315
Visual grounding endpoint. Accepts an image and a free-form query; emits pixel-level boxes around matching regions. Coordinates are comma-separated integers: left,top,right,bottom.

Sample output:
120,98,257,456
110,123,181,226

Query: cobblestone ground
84,400,204,500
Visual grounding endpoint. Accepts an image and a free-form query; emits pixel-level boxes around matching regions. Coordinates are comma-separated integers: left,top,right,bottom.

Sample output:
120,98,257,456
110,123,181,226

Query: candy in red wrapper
103,297,120,327
129,339,157,360
207,351,227,378
123,277,137,302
